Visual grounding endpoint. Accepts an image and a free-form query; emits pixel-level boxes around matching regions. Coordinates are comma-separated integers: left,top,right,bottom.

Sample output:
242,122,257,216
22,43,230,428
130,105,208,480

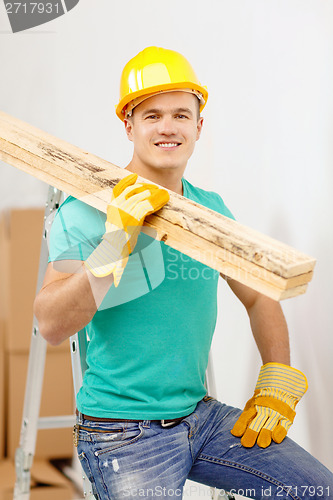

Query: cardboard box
0,459,77,500
0,208,68,353
0,209,43,353
0,327,4,460
0,221,7,460
6,350,74,460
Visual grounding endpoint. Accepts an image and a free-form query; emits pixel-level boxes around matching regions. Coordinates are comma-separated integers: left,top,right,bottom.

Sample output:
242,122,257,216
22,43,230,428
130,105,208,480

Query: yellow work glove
231,362,308,448
85,173,169,286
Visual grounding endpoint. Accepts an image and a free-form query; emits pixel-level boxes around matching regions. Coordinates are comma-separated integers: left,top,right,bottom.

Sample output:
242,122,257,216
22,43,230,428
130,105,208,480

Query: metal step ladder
13,186,236,500
13,186,95,500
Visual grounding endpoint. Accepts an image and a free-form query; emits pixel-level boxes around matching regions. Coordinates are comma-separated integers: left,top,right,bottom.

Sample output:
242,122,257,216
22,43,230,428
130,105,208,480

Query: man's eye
146,115,158,120
176,114,187,119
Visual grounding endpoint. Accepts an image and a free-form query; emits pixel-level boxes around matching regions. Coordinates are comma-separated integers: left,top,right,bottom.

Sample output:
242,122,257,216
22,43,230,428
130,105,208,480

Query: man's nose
157,116,177,135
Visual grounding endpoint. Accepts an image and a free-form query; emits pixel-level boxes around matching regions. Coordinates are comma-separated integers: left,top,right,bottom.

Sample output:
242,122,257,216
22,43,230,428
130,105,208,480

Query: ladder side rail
14,187,64,500
70,329,89,397
70,329,95,498
205,350,217,399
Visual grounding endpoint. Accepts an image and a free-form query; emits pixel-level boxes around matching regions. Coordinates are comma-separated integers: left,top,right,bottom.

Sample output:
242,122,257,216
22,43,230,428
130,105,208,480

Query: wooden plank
0,110,316,300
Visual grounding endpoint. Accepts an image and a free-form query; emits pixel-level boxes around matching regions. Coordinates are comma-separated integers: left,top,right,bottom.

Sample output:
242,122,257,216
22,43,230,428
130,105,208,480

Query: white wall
1,0,332,472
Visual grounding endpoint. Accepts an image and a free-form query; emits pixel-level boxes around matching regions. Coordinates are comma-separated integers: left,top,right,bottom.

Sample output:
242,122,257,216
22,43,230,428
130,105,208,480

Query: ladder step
37,415,75,429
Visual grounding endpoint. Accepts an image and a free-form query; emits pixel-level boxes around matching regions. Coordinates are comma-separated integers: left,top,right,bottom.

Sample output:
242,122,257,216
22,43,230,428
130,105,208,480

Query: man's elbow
33,296,66,347
39,324,66,346
36,319,66,347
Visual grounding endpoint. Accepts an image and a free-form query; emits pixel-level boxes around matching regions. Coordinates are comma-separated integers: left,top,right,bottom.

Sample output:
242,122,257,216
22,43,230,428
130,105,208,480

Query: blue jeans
76,397,333,499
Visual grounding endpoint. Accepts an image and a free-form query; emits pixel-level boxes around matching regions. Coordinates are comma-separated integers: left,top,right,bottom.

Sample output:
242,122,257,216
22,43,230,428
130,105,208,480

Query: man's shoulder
182,178,235,220
50,195,105,245
48,196,106,262
54,195,105,227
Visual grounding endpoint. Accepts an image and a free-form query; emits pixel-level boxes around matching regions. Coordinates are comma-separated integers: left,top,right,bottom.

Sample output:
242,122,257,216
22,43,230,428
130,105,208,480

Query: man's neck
125,161,184,195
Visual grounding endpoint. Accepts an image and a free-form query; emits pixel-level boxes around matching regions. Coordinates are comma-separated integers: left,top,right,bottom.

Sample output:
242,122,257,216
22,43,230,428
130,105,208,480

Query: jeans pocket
79,423,124,441
93,423,144,456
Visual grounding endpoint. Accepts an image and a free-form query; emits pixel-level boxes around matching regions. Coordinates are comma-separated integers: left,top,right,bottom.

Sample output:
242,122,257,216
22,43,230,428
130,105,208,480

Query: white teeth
157,143,179,148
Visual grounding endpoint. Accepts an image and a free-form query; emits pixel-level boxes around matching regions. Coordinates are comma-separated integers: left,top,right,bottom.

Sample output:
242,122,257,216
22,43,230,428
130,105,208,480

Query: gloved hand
85,173,169,286
231,362,308,448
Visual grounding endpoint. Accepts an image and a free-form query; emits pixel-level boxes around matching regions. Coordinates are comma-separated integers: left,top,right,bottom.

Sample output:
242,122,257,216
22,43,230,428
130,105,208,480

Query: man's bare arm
34,262,113,346
224,276,290,365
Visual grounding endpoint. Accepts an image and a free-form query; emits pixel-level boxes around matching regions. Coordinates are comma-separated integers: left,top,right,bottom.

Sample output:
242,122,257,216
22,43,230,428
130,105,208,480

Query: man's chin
151,163,183,171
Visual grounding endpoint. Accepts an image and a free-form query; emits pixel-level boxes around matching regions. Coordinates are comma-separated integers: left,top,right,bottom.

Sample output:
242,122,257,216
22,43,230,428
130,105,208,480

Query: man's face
124,91,203,174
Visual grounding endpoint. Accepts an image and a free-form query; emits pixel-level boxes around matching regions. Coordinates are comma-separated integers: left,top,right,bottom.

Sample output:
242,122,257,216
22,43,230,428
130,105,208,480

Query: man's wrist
85,266,114,309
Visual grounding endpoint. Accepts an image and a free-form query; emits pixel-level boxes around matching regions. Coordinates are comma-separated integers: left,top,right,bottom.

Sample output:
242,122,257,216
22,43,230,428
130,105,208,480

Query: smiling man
34,47,333,499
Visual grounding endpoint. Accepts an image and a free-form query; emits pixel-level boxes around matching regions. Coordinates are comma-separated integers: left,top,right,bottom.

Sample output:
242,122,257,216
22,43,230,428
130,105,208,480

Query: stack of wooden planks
0,110,315,301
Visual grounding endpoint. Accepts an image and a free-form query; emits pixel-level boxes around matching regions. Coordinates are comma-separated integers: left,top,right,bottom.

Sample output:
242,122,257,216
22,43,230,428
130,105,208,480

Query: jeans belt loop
77,411,84,425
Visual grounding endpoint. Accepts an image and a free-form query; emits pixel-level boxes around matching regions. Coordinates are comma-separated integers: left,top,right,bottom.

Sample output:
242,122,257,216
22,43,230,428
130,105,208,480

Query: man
34,47,332,499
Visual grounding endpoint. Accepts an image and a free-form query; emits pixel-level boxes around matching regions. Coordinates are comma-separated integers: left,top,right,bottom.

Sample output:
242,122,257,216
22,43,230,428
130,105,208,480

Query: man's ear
124,118,134,142
196,117,204,141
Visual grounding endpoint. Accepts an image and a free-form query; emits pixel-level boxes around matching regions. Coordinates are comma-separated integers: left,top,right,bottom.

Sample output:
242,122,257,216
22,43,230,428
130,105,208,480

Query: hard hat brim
116,82,208,121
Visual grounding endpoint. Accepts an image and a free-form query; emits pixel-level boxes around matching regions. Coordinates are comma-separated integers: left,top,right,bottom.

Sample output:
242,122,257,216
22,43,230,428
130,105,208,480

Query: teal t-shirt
48,178,234,419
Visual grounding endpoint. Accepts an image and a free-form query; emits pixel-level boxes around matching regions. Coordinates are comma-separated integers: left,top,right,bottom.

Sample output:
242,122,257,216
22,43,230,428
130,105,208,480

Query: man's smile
154,141,181,150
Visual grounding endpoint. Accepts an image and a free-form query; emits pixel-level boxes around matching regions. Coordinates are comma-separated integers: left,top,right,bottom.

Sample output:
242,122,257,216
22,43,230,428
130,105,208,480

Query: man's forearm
34,263,113,345
247,294,290,365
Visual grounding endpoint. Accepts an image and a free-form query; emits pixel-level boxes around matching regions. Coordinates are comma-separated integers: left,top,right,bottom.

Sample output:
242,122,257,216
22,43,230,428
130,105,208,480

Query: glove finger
123,189,156,215
116,183,160,205
142,188,170,214
256,410,278,448
231,406,257,437
128,190,169,222
241,406,272,448
113,187,159,218
241,428,259,448
257,428,272,448
123,193,168,224
272,417,290,444
124,184,160,199
114,184,152,206
254,408,280,448
112,174,138,198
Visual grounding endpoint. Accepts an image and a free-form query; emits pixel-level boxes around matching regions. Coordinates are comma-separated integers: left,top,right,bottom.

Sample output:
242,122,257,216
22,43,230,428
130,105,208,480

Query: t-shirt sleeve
181,178,235,220
210,192,236,220
48,196,106,263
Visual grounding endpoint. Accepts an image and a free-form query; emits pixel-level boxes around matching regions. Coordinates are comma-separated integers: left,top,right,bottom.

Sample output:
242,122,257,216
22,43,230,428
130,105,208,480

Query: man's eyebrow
141,107,194,117
175,107,193,116
142,108,161,117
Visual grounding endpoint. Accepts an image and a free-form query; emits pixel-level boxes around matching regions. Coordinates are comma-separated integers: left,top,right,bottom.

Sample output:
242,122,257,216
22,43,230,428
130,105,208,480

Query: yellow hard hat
116,46,208,121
